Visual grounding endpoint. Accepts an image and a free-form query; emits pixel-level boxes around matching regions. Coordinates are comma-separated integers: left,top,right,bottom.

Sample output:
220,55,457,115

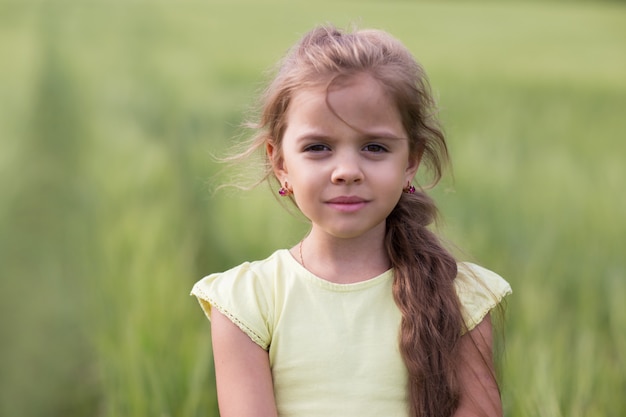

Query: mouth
327,196,366,204
326,196,368,212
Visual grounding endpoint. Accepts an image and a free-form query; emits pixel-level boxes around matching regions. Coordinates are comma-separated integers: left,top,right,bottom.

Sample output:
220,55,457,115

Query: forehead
285,73,405,137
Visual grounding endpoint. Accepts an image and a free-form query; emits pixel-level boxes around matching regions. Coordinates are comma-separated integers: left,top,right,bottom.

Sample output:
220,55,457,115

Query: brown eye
304,144,330,152
363,144,387,153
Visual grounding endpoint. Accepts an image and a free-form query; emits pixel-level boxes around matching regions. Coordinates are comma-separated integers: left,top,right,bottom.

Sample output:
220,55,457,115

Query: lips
327,196,367,204
326,196,368,212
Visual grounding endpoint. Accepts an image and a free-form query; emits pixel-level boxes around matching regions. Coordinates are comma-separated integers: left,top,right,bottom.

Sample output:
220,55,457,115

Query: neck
292,226,390,284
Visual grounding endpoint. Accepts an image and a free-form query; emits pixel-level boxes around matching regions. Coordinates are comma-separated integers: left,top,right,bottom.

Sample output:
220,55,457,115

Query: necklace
299,239,305,268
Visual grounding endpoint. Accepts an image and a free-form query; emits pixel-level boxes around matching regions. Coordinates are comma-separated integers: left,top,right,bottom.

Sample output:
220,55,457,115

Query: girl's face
268,73,419,241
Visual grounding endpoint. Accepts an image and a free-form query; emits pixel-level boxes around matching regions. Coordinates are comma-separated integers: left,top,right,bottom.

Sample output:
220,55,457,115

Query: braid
386,191,464,417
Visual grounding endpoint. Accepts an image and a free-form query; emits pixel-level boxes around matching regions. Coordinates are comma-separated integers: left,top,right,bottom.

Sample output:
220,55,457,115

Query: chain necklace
299,239,305,268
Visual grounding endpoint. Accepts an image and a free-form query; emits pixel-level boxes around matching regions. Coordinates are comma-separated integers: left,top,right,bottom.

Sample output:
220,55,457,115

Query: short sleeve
190,262,274,350
454,262,512,332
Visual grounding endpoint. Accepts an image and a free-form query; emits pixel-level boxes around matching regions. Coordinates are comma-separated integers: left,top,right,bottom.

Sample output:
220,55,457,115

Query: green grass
1,1,624,416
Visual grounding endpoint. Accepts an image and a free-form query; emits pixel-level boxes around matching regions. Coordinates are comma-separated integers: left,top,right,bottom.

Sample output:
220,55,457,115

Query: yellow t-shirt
191,249,511,417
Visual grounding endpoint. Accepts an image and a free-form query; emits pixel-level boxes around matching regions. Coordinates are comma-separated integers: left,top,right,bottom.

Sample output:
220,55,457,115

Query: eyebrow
295,130,407,143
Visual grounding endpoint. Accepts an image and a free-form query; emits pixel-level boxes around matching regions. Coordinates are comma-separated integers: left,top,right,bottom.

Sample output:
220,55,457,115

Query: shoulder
454,262,512,332
191,249,289,298
190,249,291,349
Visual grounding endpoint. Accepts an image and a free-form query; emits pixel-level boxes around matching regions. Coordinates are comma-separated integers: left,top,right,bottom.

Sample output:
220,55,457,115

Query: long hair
247,25,464,417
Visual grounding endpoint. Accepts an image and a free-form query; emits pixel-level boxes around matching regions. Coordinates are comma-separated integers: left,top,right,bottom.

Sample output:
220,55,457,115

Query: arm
210,308,278,417
453,315,503,417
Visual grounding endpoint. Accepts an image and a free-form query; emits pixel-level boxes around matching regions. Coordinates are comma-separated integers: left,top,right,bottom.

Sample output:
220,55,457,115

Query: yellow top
191,249,511,417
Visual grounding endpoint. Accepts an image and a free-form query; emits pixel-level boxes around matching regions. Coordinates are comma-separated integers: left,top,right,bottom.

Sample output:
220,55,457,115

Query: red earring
404,182,416,194
279,181,292,197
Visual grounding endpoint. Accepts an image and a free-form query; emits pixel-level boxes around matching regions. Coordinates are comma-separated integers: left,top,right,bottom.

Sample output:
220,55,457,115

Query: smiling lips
326,196,369,213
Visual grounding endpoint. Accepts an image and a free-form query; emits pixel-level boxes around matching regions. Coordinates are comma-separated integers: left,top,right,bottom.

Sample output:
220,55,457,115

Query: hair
243,24,467,417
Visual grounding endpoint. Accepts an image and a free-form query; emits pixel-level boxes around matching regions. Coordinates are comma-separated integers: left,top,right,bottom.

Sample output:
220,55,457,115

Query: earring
404,182,416,194
278,181,292,197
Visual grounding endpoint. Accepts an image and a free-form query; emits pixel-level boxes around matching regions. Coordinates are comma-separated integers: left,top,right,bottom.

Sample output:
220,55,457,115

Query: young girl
191,24,511,417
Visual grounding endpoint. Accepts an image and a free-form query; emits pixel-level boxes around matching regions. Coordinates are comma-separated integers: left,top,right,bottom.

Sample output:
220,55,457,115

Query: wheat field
0,1,624,416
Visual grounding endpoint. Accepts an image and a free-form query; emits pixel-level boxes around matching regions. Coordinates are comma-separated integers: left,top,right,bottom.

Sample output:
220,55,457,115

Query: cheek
289,173,319,206
384,163,410,184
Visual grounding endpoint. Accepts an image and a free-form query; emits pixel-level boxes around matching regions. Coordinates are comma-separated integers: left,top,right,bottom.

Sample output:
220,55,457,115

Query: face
268,73,420,241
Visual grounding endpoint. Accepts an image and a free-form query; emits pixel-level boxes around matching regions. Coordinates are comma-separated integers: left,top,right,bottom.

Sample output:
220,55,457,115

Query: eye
363,143,388,153
304,144,331,152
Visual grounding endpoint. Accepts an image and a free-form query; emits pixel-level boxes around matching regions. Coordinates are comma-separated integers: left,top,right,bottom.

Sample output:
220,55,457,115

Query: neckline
279,249,393,292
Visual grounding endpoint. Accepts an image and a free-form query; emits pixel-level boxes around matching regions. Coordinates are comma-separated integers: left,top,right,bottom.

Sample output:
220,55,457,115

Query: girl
191,24,511,417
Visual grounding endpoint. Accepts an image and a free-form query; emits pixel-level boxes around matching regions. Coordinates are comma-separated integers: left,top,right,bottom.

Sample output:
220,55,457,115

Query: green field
1,1,625,416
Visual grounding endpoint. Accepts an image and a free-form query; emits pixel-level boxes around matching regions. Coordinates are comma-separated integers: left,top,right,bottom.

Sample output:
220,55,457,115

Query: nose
330,152,364,184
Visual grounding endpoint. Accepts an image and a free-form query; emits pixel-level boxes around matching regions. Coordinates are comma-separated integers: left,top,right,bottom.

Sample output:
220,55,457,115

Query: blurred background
0,0,624,416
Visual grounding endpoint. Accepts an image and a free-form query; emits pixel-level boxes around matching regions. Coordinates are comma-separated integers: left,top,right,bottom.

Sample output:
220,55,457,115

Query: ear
266,141,288,181
404,150,422,183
